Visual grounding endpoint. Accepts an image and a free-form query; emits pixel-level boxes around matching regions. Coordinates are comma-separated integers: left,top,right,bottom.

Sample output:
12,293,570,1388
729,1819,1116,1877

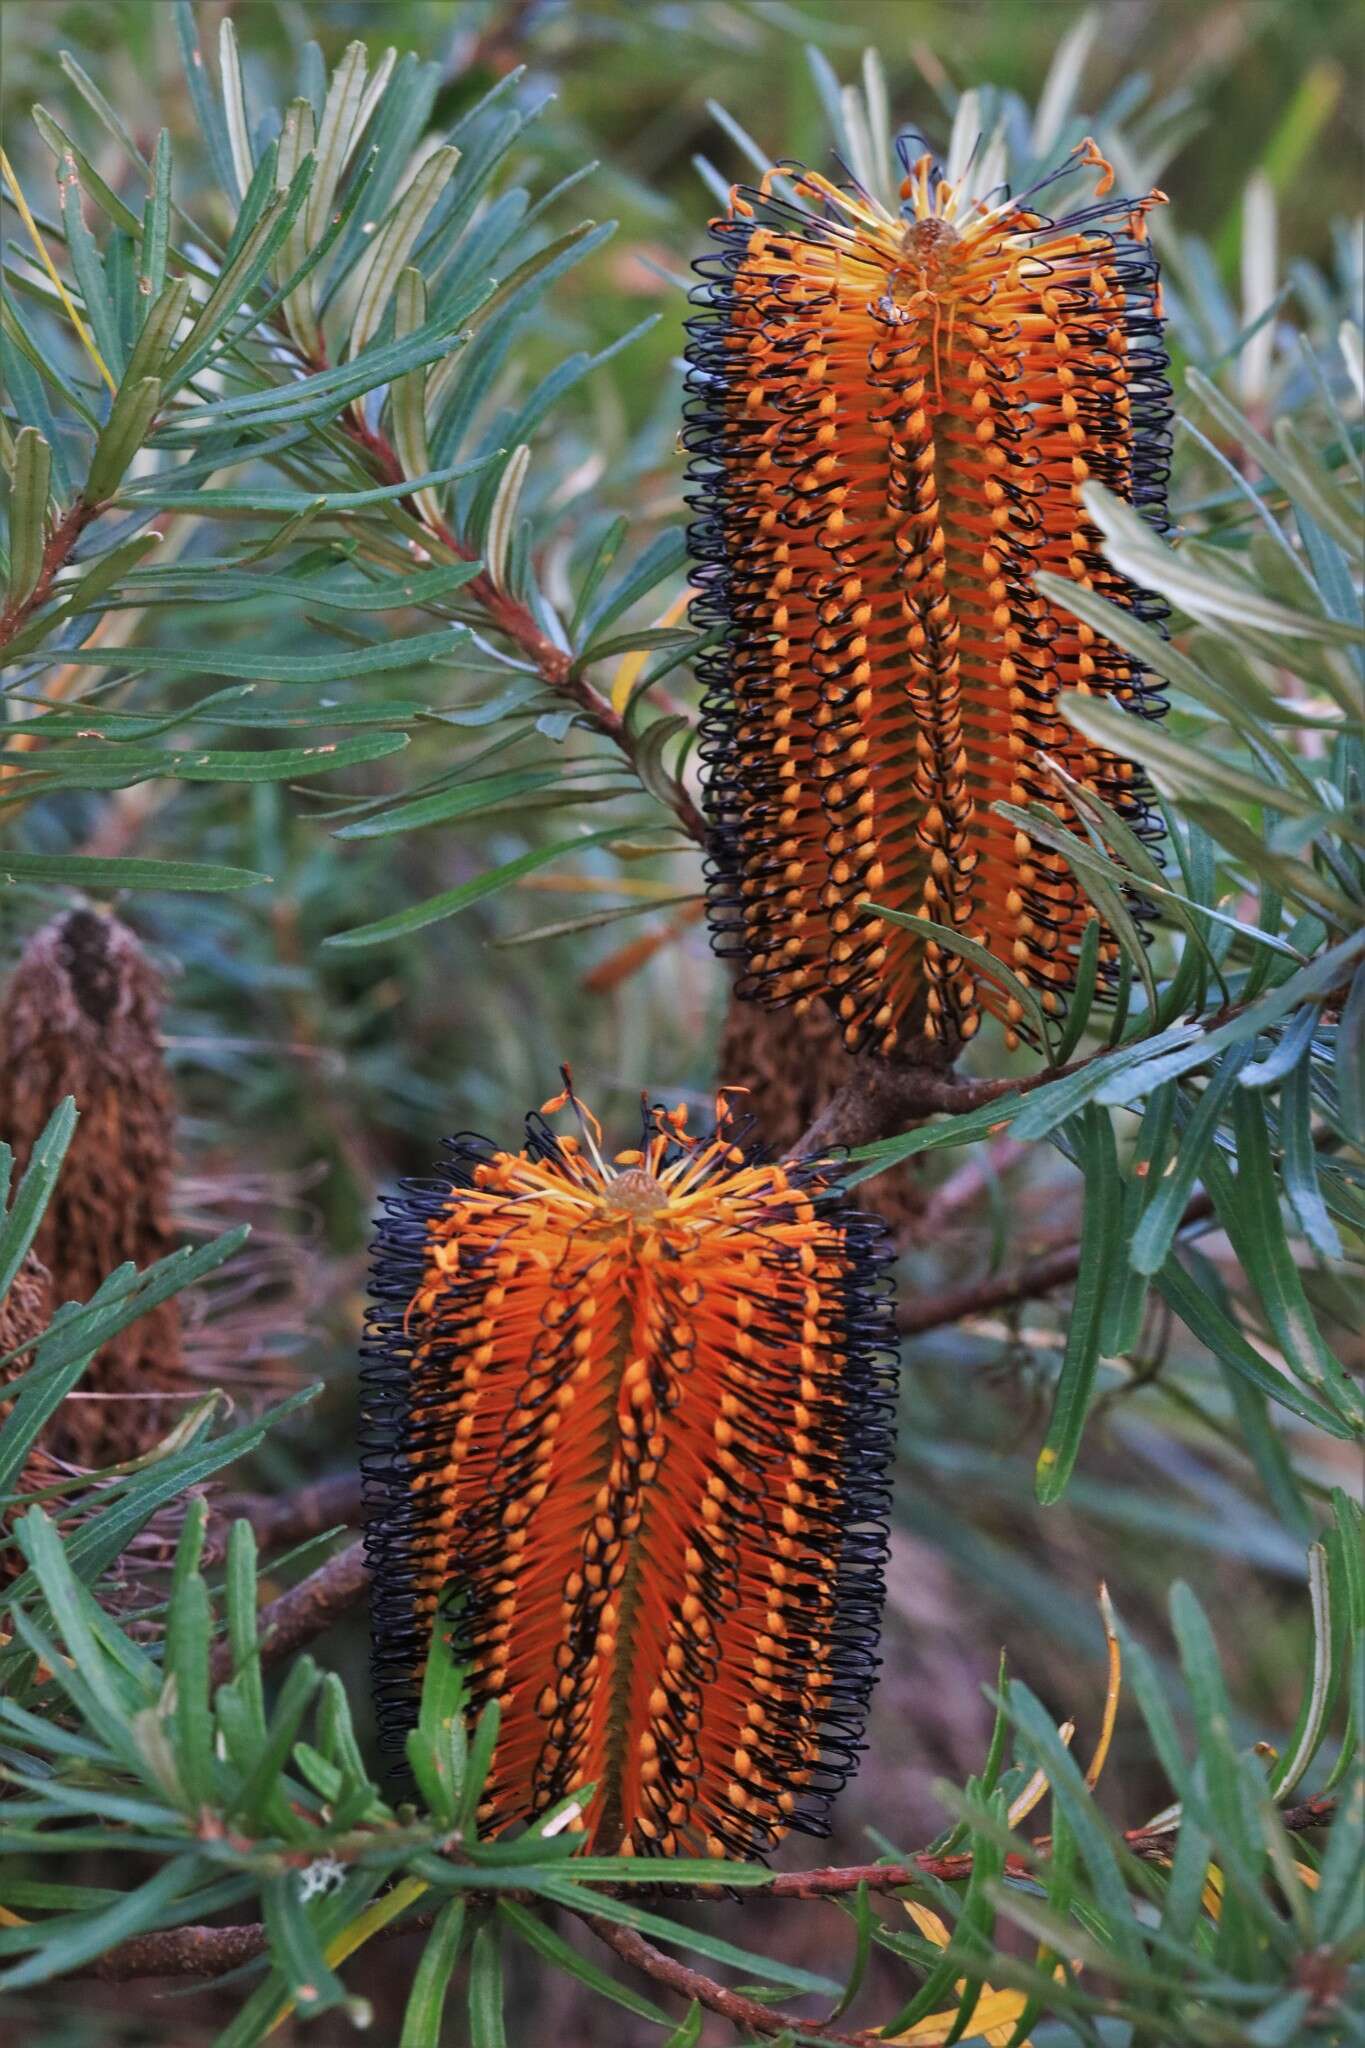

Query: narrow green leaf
262,1874,349,2019
1101,1082,1176,1357
0,853,267,891
996,798,1160,1027
459,1700,502,1831
173,0,238,198
661,2003,703,2048
1,1229,245,1409
869,903,1054,1055
1159,1787,1214,1968
1226,1377,1317,1546
1269,1544,1336,1798
1155,1258,1353,1437
1130,1046,1252,1276
1084,473,1362,642
467,1917,507,2048
60,170,125,377
0,1096,75,1304
492,893,698,948
1206,1094,1362,1427
51,532,163,627
33,104,143,237
161,163,318,391
1238,1004,1318,1090
14,1511,137,1756
399,1899,467,2048
325,822,654,948
233,1654,322,1830
120,276,192,389
1338,959,1365,1141
0,1858,200,1993
157,307,476,438
1281,1047,1341,1257
222,1518,266,1735
580,528,687,650
351,146,460,359
1051,914,1101,1066
435,222,612,415
129,457,487,515
122,556,482,613
1095,930,1365,1101
482,445,529,596
579,625,697,666
53,628,463,684
11,732,410,793
3,305,98,477
5,427,52,608
389,266,442,526
165,1498,214,1811
1036,1105,1120,1503
1189,365,1364,557
537,1879,841,1996
274,96,318,349
499,1900,669,2024
217,17,253,200
305,40,369,249
86,377,160,500
332,770,561,841
1062,694,1357,836
1008,1684,1145,1968
828,1880,874,2023
138,129,171,302
408,1617,467,1826
570,514,627,641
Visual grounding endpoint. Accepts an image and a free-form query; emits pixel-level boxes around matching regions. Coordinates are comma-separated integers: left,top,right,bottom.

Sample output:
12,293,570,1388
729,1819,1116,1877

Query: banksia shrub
0,909,182,1465
687,138,1172,1054
363,1083,897,1858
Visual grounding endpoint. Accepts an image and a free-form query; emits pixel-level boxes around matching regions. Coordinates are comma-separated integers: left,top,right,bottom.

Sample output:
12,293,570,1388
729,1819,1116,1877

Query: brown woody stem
0,496,104,658
69,1797,1335,1989
208,1535,368,1686
339,409,707,846
217,1471,364,1550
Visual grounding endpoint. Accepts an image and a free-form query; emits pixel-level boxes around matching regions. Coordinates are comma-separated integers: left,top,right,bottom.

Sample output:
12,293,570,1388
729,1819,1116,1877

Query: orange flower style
686,135,1172,1053
362,1082,897,1859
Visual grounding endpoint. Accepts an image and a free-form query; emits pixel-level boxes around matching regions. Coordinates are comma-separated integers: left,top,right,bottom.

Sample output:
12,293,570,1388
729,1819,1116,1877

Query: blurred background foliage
0,1,1362,2043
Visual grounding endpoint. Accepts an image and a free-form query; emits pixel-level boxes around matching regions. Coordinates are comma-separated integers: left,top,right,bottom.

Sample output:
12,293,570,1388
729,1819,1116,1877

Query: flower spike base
362,1082,897,1859
686,136,1172,1054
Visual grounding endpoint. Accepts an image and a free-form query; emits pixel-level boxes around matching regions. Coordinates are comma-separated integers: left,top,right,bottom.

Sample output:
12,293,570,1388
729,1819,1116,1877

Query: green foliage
1,5,1361,2044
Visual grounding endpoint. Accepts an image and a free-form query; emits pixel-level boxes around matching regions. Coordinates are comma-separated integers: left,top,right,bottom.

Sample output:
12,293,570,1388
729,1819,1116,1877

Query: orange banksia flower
686,136,1171,1054
362,1081,897,1858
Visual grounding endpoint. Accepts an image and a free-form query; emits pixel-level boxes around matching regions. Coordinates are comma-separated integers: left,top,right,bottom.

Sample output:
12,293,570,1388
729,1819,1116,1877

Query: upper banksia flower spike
686,134,1172,1054
362,1079,896,1859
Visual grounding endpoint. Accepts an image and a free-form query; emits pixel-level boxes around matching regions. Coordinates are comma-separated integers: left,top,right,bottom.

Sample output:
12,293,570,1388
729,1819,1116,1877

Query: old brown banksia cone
0,907,182,1466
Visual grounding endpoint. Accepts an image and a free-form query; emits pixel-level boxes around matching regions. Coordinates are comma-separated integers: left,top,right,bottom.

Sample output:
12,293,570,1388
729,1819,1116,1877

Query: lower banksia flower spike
362,1078,897,1858
686,135,1172,1055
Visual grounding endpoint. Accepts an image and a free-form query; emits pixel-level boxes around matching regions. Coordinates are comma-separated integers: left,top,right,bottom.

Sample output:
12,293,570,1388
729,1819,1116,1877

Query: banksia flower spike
362,1078,897,1859
686,134,1172,1054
